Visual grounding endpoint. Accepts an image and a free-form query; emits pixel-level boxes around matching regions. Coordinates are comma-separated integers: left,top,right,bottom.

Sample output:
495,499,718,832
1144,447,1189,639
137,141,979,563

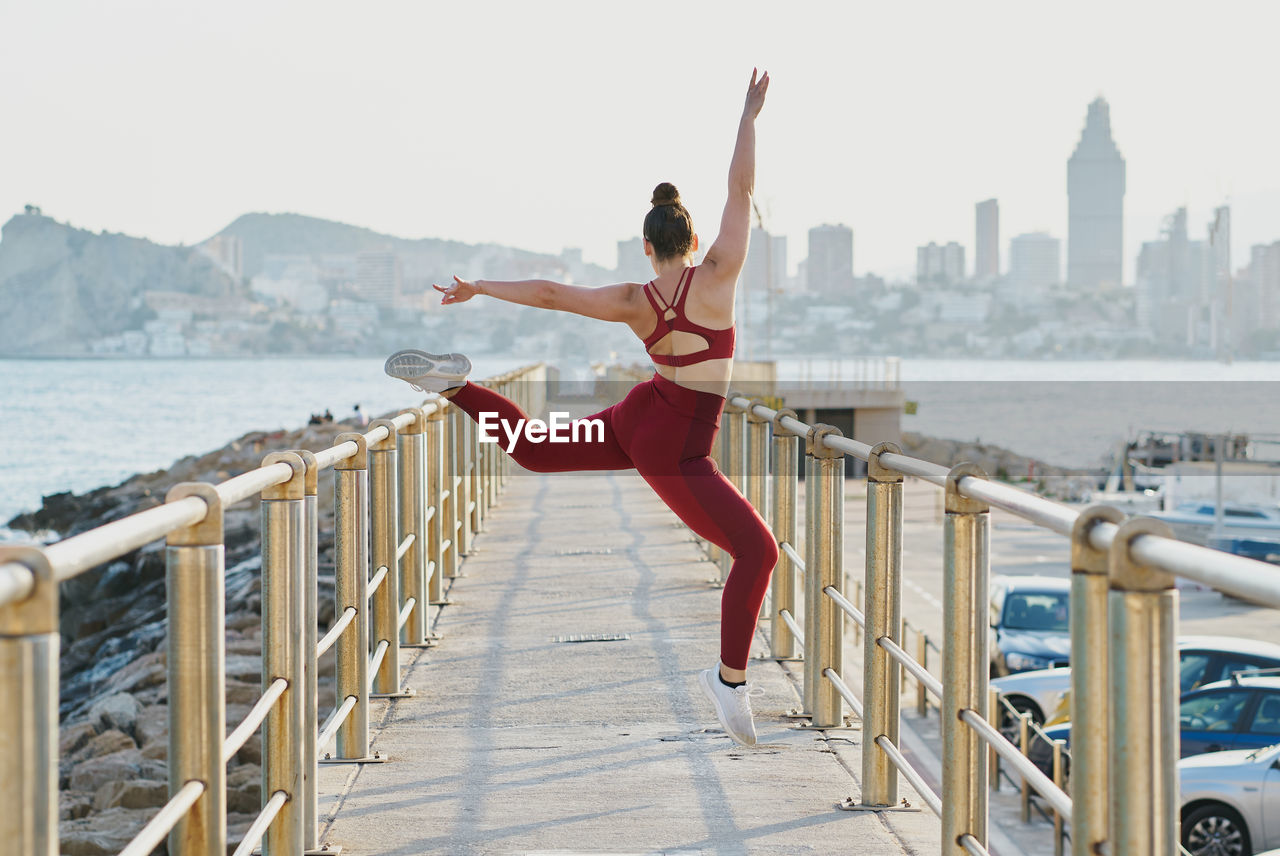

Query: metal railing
0,364,544,856
710,390,1280,856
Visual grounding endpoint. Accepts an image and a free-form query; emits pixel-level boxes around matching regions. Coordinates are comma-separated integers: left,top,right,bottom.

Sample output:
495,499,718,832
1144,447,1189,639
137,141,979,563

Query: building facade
916,241,965,285
806,224,853,295
975,198,999,281
1067,97,1126,290
1008,232,1060,309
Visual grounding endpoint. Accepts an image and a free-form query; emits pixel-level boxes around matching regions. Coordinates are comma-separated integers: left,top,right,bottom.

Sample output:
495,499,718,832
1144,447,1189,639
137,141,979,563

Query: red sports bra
641,266,736,367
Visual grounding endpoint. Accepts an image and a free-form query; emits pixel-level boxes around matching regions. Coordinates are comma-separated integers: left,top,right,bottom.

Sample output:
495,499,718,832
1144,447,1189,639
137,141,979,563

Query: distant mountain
0,210,237,355
209,212,560,280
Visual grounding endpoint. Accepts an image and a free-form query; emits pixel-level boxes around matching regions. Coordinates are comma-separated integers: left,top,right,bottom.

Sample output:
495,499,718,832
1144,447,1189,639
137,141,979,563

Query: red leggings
451,373,778,670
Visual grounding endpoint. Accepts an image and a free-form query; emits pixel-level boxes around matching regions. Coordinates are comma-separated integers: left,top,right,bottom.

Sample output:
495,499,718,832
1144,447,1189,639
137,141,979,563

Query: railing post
988,686,1000,790
807,424,845,729
941,463,990,856
332,433,374,761
164,484,228,856
769,408,800,660
860,441,903,806
467,399,483,536
1108,517,1178,855
290,450,320,852
455,409,474,557
368,419,407,696
0,545,60,856
442,409,463,578
397,409,430,646
1070,505,1125,856
918,631,930,717
260,452,307,856
720,395,747,584
745,399,771,527
801,437,819,716
425,402,448,606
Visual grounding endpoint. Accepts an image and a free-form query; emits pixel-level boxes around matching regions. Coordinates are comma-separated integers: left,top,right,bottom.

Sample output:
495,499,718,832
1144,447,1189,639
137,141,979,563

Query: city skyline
4,2,1280,281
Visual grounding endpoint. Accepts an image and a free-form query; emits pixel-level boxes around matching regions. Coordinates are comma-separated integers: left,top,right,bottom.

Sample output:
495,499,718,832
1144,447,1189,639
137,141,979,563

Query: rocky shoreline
7,419,1098,854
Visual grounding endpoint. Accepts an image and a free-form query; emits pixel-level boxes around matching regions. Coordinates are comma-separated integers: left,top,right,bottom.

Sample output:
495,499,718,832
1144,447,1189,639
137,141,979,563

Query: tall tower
975,199,999,281
1067,97,1126,290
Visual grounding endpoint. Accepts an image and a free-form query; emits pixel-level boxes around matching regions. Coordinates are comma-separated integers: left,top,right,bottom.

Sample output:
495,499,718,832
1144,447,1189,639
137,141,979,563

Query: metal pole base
839,797,922,813
370,687,416,699
320,751,389,765
705,578,726,588
401,640,439,649
306,845,344,854
757,654,804,662
429,598,455,606
784,707,811,719
793,719,861,731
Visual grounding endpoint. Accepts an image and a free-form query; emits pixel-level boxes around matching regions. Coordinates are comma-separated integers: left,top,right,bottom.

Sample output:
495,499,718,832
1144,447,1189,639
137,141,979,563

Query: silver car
992,636,1280,727
1181,742,1280,855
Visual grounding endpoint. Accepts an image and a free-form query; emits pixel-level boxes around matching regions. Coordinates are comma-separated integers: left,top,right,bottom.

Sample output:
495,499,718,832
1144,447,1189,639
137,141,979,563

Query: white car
1181,742,1280,855
991,636,1280,727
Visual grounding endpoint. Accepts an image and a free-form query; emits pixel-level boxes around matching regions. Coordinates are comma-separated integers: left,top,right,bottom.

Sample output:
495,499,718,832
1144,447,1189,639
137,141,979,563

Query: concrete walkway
318,469,937,855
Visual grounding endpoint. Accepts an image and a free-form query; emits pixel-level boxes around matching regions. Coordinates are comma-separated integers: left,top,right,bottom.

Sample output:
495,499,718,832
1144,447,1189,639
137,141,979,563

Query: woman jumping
384,69,773,746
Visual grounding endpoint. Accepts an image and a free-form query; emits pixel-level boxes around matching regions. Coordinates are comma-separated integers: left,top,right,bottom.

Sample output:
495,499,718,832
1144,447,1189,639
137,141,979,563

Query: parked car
1035,676,1280,775
1181,741,1280,855
989,576,1071,677
992,636,1280,729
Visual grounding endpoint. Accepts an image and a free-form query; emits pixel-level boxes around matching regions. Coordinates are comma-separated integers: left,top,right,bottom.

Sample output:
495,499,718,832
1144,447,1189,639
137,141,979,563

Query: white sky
4,0,1280,282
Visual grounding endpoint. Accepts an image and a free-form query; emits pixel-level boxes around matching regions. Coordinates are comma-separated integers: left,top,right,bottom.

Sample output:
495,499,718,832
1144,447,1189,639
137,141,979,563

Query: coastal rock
88,693,141,736
134,704,168,748
59,722,98,757
68,748,163,793
59,807,153,856
92,778,169,812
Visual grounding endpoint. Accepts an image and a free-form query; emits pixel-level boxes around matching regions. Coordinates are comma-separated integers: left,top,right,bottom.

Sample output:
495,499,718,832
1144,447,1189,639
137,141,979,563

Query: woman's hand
743,68,769,119
433,275,480,305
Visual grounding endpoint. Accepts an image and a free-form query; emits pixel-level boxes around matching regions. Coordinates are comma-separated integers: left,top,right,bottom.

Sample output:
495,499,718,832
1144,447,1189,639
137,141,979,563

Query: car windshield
1001,592,1069,632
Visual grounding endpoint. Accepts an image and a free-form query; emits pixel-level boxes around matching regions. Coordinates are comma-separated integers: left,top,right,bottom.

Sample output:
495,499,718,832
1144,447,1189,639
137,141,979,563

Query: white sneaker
698,666,763,746
384,349,472,393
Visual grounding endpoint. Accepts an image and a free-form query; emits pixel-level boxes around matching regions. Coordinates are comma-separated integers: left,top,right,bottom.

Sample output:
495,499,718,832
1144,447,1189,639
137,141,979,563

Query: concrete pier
318,469,935,855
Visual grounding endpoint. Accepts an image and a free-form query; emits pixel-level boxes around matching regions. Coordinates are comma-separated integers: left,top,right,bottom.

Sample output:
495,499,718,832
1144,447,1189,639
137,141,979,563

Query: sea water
3,357,1279,534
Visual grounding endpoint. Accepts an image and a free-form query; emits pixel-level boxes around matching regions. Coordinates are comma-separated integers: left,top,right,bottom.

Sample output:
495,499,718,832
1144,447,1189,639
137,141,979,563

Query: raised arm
703,69,770,282
433,276,643,324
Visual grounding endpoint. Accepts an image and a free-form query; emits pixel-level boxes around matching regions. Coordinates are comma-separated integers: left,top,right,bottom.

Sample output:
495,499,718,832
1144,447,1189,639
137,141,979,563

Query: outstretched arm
703,69,770,282
434,276,642,324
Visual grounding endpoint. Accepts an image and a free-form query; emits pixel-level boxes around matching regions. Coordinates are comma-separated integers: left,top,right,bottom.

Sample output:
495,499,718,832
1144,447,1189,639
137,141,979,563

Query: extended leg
449,382,633,473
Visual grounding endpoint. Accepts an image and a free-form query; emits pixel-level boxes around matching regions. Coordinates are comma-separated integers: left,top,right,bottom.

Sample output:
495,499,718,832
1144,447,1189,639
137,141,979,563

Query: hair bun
651,182,681,207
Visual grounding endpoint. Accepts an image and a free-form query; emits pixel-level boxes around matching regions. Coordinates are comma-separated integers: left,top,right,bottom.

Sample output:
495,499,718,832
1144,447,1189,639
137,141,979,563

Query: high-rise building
743,227,787,295
199,234,243,281
806,224,853,294
1008,232,1060,308
975,199,999,281
354,250,402,308
616,237,649,283
1067,97,1126,290
916,241,965,285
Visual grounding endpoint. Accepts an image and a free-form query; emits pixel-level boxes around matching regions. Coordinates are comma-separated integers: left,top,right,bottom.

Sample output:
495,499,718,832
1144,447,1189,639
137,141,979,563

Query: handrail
231,790,289,856
367,565,389,599
779,541,805,572
822,667,864,718
823,584,865,628
729,394,1280,607
959,708,1071,821
0,362,545,855
878,636,943,699
317,607,358,659
874,734,942,817
318,695,358,751
224,677,289,764
777,608,805,647
117,780,206,856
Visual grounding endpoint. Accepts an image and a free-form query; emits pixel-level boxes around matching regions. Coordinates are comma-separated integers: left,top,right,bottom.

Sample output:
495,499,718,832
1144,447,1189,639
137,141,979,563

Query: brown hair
643,182,694,261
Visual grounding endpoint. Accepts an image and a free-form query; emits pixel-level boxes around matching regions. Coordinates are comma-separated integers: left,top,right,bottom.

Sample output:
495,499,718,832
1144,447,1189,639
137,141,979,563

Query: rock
134,704,168,748
88,693,141,736
59,791,94,821
71,729,136,763
92,778,169,812
225,654,261,682
226,680,262,706
68,748,162,792
226,763,262,813
59,721,98,757
59,806,152,856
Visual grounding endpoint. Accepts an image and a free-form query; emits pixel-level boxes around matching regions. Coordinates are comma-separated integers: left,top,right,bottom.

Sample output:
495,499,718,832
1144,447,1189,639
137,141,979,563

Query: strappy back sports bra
641,266,736,367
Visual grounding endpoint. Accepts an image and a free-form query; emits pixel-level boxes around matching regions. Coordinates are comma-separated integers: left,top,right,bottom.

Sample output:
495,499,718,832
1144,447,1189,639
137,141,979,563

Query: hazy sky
4,1,1280,282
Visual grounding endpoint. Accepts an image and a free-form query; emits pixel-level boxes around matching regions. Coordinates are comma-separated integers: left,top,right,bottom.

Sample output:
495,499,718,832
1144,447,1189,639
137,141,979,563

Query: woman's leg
638,458,778,671
448,382,633,472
